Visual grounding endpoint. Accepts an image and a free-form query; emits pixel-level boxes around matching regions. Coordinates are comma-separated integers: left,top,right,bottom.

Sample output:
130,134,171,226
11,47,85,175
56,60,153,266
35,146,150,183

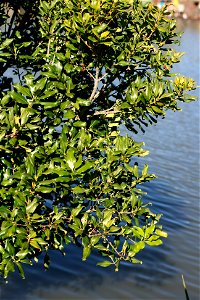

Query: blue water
0,20,199,300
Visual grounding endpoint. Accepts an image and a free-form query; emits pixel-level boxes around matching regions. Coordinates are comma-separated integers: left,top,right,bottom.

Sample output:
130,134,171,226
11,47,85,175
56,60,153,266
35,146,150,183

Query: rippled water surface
0,20,199,300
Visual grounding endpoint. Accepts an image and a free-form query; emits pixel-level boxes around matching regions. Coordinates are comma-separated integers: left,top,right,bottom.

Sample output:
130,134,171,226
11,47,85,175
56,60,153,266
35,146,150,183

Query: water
0,20,199,300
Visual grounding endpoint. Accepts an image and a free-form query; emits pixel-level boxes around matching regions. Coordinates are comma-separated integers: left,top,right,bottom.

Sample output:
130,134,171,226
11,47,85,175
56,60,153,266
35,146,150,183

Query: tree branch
47,38,51,56
89,67,99,101
6,7,16,38
106,238,123,258
93,108,120,116
87,106,120,117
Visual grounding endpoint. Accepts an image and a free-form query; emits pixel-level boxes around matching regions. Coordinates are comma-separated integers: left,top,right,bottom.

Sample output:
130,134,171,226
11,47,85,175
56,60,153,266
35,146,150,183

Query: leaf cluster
0,0,196,278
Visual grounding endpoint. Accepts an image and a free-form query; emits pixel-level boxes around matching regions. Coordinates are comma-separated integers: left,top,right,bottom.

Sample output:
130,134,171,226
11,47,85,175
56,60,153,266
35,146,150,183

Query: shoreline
154,1,200,20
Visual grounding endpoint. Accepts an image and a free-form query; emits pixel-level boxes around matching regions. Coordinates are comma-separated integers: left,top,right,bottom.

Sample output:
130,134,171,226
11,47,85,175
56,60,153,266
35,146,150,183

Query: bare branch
89,67,99,101
47,38,51,56
86,70,95,80
93,109,120,116
79,35,92,49
88,106,120,117
6,8,16,38
99,72,108,81
106,238,123,258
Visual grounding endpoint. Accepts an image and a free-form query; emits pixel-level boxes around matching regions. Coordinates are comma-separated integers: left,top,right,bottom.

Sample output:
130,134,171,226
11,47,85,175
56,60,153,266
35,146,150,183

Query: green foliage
0,0,196,279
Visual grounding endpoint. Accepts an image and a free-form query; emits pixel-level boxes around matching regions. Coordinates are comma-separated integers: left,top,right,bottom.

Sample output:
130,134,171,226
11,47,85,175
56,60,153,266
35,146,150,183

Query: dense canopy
0,0,196,279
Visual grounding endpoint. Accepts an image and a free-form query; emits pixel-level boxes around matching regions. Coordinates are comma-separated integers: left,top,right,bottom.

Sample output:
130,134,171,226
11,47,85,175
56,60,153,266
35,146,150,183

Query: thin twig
86,70,95,80
47,38,51,56
106,238,122,258
99,72,108,81
79,35,92,49
51,45,58,65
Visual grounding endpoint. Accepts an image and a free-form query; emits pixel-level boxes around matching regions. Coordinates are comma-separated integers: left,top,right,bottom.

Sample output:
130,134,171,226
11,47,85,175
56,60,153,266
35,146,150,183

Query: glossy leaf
26,199,38,214
82,246,91,261
97,260,113,267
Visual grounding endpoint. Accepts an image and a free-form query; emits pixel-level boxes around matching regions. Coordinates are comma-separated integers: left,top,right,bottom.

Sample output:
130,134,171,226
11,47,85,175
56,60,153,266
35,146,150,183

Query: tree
0,0,196,279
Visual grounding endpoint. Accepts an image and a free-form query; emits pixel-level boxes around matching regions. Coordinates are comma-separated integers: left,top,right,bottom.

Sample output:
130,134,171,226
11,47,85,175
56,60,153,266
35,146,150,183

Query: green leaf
4,261,15,278
82,236,89,248
34,78,47,91
5,241,15,255
29,231,37,239
0,206,10,218
11,91,28,104
71,205,83,217
142,164,148,176
81,212,88,228
20,108,33,126
133,164,139,178
94,23,107,34
82,245,91,261
97,260,113,267
122,214,132,224
129,241,145,257
0,130,6,141
39,90,57,99
26,199,38,214
151,106,164,114
155,229,168,238
30,239,41,249
1,94,11,105
130,193,138,208
103,209,114,228
16,262,25,279
35,187,54,193
13,84,32,97
35,238,48,245
100,31,110,39
25,155,35,176
118,61,129,66
73,121,86,127
90,236,100,246
109,226,120,232
64,110,75,119
145,239,163,246
66,148,76,171
94,244,108,251
16,249,29,260
72,186,85,194
132,226,144,238
76,161,93,174
131,258,142,264
145,225,155,238
0,38,13,50
40,102,59,109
